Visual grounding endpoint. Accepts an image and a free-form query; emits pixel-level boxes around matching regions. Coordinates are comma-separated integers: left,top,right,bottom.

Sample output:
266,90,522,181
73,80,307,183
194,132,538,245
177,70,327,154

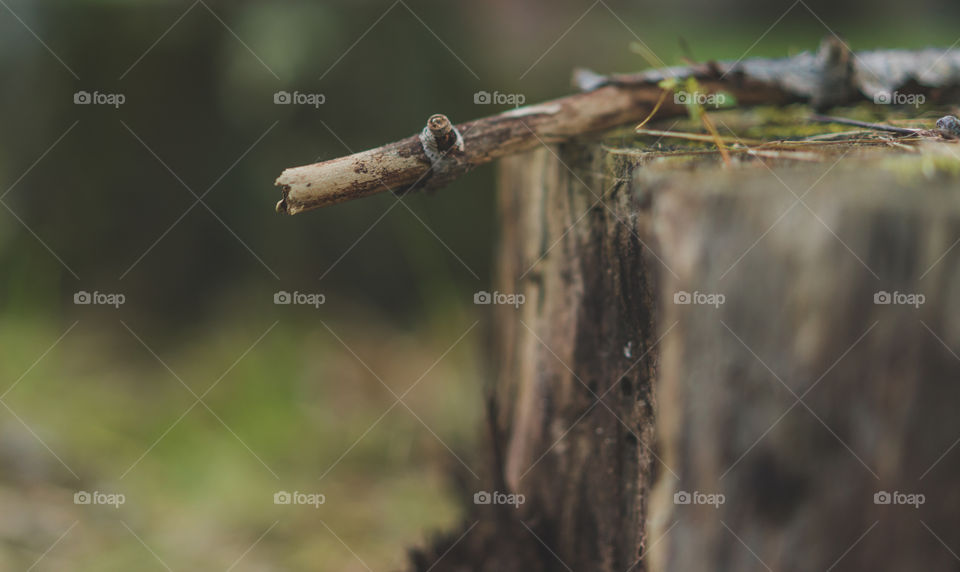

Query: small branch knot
419,113,464,167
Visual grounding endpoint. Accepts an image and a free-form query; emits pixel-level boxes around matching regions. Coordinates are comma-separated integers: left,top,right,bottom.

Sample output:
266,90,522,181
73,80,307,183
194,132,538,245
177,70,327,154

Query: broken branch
275,88,680,214
275,38,960,215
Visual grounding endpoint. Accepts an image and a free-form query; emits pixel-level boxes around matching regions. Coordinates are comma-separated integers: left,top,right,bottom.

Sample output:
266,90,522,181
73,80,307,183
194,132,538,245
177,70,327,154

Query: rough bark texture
413,119,960,571
410,140,661,572
492,143,660,571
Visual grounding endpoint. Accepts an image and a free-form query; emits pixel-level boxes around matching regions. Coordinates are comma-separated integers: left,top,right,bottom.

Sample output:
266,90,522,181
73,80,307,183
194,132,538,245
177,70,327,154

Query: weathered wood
276,89,680,214
647,165,960,572
576,39,960,108
493,143,660,571
275,39,960,215
413,114,960,571
411,140,661,571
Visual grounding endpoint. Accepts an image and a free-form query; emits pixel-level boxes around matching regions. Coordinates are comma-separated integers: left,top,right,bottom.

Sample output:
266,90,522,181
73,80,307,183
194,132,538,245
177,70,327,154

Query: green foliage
0,309,479,570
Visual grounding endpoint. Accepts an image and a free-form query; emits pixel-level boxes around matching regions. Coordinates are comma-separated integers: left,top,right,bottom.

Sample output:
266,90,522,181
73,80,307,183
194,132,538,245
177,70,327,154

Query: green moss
603,104,943,155
590,103,960,196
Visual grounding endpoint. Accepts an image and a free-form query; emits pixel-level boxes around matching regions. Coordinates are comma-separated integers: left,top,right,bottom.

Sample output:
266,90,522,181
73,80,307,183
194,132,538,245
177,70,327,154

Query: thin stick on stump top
274,38,960,215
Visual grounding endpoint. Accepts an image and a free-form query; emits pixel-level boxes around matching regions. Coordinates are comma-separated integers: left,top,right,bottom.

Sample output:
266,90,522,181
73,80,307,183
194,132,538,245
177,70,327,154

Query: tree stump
415,116,960,572
492,141,659,571
648,159,960,572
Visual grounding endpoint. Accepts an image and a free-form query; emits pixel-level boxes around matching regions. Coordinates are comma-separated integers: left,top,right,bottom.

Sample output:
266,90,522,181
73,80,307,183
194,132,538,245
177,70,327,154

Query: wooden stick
275,39,960,215
275,80,794,214
808,114,922,135
275,90,670,214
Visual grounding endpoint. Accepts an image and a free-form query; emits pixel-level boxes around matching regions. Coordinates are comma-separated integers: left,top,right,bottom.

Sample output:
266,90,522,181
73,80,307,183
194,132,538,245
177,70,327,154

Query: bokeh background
1,0,958,569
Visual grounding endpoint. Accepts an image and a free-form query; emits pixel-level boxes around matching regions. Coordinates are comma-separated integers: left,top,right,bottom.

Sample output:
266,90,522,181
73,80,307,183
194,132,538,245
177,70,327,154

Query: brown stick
275,39,960,215
274,90,663,214
275,80,794,215
808,114,921,135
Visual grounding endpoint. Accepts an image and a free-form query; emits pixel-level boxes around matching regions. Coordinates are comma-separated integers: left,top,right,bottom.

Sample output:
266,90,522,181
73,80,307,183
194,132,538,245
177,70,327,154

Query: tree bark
411,140,660,572
492,142,660,571
413,126,960,572
647,166,960,572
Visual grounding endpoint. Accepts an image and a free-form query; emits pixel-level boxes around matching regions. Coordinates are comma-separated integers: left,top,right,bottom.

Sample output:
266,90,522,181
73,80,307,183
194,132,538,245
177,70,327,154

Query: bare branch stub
426,114,460,153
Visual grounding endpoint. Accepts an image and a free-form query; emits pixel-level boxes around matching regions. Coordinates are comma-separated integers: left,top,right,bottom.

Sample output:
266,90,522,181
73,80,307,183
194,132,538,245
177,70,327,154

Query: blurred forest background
1,0,958,569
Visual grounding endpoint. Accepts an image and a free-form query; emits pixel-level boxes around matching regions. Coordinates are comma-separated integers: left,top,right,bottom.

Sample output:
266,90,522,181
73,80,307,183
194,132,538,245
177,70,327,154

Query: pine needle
699,111,732,166
636,89,670,130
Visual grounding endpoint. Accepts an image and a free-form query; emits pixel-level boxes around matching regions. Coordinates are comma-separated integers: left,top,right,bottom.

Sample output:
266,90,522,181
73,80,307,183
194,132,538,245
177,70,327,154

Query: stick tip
275,181,293,215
